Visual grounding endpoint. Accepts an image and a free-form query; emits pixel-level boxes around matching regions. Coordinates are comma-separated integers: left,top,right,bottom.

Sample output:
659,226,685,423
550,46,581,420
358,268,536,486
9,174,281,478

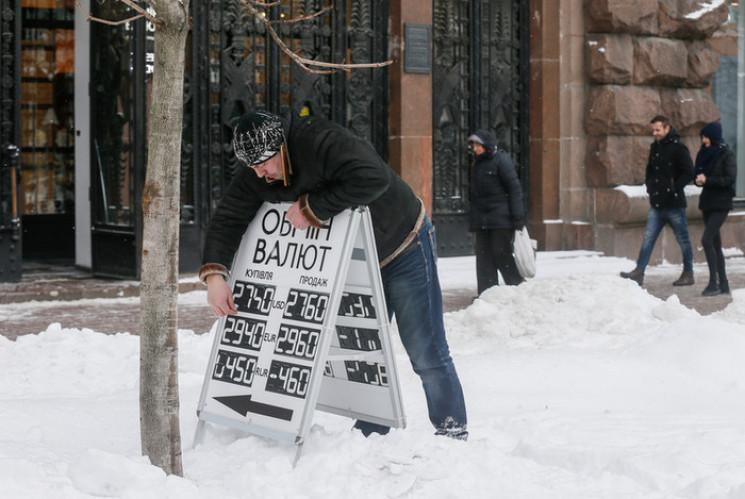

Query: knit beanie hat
232,111,285,166
700,122,723,144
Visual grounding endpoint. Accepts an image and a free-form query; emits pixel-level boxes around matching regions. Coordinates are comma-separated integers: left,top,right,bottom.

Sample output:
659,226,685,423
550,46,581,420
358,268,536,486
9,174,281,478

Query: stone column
529,0,562,249
388,1,434,212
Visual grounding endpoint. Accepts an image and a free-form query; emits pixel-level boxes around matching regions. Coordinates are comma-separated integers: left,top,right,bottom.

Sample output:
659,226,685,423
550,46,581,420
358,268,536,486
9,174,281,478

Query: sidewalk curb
0,277,204,305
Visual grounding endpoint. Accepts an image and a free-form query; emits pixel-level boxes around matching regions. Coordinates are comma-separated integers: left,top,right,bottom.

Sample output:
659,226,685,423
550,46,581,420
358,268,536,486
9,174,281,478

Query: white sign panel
195,203,405,455
316,214,407,427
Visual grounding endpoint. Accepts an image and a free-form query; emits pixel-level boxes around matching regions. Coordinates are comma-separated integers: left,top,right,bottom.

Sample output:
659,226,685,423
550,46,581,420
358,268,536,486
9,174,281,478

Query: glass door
18,0,75,262
89,1,148,278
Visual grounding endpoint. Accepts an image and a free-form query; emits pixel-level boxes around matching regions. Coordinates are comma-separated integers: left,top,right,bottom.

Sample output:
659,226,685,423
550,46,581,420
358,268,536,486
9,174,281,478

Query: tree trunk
139,0,190,476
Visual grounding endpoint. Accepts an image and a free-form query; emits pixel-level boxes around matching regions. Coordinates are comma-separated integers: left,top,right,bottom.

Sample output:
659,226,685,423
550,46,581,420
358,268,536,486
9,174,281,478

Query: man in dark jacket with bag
467,129,526,293
620,115,695,287
199,110,468,440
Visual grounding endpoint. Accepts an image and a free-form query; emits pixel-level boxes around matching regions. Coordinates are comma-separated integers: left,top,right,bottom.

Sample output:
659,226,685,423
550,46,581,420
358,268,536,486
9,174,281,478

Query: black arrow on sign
214,395,294,421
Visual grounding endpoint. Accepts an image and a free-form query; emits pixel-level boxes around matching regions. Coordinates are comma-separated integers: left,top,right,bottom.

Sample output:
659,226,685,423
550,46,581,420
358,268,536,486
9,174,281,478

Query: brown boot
620,268,644,286
672,270,694,286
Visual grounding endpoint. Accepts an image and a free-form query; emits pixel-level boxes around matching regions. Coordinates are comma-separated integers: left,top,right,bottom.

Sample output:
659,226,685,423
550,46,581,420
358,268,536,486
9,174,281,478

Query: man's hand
206,274,237,316
287,200,311,230
696,173,707,186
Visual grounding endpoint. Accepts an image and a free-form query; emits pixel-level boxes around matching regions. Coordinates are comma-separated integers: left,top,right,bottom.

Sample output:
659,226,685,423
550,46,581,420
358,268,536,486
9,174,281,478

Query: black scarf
694,144,724,176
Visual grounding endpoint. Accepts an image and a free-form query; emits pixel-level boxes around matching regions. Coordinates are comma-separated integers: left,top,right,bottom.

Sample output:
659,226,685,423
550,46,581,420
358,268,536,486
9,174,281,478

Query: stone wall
583,0,734,265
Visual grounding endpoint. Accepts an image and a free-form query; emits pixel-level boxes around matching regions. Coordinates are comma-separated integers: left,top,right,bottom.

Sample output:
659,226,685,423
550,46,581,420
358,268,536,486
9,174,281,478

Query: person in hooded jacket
694,122,737,296
466,129,526,294
200,111,468,440
620,115,695,287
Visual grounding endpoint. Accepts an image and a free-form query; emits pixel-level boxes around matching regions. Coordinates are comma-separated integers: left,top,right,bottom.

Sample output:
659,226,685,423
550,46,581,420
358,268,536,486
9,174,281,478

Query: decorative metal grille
432,0,529,256
200,0,389,212
0,0,22,281
433,0,472,216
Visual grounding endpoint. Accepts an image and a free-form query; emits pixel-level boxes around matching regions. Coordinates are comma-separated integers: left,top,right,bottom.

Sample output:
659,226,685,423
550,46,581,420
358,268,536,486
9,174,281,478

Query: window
712,1,745,197
20,0,74,216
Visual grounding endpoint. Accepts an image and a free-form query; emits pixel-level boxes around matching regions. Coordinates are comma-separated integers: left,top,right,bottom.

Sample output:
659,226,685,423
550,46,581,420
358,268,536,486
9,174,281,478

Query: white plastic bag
513,227,537,278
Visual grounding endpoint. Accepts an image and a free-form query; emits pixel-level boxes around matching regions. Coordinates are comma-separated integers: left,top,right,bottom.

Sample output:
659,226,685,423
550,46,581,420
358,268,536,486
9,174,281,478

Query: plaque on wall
404,23,432,74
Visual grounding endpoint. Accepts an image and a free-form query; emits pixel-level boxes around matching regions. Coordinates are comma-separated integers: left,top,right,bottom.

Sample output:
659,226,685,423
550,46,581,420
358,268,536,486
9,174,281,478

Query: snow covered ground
2,252,745,498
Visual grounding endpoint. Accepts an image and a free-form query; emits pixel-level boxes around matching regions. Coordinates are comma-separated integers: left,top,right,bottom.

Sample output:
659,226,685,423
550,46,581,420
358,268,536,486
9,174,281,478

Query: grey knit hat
466,134,484,145
232,111,285,166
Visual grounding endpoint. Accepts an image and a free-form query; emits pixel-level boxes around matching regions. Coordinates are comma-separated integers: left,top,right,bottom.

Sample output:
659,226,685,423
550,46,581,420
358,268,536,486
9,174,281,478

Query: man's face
651,121,670,142
470,142,486,155
251,153,283,181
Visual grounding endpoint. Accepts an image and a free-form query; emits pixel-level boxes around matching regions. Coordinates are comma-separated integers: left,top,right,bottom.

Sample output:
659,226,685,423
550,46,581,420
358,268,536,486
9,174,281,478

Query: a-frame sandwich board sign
193,202,406,462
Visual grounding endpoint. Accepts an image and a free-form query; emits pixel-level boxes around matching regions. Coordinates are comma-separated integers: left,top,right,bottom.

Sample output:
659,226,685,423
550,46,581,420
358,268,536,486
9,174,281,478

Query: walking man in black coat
621,115,695,287
199,111,468,440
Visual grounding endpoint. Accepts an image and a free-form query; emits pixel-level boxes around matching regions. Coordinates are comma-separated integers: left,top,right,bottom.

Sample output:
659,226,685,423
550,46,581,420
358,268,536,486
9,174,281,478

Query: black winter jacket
698,146,737,212
645,128,694,209
202,115,423,271
468,129,525,231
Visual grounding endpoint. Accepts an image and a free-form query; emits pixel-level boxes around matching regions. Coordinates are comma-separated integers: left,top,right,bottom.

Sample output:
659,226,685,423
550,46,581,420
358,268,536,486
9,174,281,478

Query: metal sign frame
194,203,405,462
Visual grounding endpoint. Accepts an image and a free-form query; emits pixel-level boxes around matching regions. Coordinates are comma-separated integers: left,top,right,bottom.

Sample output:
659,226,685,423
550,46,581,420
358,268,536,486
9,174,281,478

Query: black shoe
673,270,694,286
620,269,644,286
435,428,469,441
720,280,730,294
702,282,720,296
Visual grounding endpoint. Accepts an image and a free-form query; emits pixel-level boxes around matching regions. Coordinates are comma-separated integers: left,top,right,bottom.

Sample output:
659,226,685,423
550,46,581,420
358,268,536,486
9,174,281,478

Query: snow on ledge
613,184,702,198
685,0,726,20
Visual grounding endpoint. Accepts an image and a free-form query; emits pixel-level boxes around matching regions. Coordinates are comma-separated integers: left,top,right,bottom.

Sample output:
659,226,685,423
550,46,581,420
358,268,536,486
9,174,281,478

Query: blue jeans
354,216,468,437
636,207,693,272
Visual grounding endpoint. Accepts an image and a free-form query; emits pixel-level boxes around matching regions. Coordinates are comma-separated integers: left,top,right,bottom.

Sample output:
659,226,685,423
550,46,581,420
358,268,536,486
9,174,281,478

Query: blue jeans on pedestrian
635,207,694,273
354,216,468,438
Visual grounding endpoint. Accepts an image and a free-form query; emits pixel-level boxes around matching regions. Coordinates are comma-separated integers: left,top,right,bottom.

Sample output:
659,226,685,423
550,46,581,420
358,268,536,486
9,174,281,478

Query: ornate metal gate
87,0,388,278
432,0,530,256
0,0,21,282
186,0,389,269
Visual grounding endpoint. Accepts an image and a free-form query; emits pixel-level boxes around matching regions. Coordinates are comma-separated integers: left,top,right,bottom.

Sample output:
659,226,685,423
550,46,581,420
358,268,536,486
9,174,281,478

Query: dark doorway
432,0,530,256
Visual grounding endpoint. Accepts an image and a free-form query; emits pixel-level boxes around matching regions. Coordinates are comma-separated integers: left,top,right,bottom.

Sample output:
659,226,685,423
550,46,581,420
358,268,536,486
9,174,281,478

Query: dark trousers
474,228,524,294
701,210,729,284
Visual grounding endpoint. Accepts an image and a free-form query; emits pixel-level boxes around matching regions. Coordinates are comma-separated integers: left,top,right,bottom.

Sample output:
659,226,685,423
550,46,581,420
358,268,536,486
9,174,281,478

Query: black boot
620,268,644,286
702,281,720,296
719,279,730,294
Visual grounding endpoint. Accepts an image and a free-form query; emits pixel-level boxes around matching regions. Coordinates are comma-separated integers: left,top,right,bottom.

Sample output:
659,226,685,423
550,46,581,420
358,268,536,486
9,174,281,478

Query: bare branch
248,0,282,8
118,0,159,24
240,0,392,74
269,5,333,25
73,0,158,26
263,24,335,74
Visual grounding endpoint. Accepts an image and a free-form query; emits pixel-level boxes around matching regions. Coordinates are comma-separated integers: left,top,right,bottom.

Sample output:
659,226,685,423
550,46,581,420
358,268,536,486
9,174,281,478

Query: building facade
1,0,743,283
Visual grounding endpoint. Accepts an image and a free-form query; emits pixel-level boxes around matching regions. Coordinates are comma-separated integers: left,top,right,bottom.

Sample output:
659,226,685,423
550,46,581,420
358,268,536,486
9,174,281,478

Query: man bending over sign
199,110,468,440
